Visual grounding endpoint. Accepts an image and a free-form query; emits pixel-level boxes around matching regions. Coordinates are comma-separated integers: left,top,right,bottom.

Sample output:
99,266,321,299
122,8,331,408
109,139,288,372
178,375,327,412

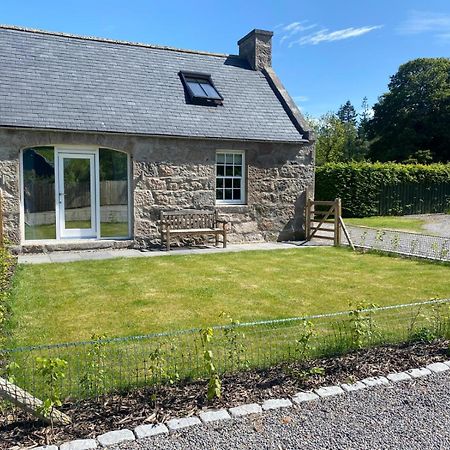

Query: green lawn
345,216,427,233
9,247,450,346
25,221,129,240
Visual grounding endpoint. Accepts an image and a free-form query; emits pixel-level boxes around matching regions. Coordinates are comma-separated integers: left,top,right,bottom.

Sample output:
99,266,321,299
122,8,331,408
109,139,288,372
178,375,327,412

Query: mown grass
345,216,428,233
25,221,128,240
9,247,450,346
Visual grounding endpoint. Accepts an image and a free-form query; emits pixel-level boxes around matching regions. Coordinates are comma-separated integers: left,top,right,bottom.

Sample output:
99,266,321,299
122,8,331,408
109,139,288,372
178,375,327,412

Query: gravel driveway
410,213,450,237
113,372,450,450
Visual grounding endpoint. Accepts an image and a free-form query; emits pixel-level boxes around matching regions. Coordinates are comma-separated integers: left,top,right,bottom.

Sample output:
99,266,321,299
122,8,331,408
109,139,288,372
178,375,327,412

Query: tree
337,100,358,125
312,113,348,165
368,58,450,163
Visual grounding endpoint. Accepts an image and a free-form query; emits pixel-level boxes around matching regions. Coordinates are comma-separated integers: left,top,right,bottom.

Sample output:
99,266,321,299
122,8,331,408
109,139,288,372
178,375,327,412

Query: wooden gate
305,195,354,249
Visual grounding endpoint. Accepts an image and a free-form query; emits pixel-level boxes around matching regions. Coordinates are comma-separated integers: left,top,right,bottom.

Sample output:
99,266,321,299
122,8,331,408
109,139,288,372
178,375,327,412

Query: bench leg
166,230,170,251
215,233,219,247
223,228,227,249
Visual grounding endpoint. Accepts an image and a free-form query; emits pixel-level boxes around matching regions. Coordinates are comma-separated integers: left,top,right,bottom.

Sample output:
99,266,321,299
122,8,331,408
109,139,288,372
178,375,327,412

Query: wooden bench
159,209,228,251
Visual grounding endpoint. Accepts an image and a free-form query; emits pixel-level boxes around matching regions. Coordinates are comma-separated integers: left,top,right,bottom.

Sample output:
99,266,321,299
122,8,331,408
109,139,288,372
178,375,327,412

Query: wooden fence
23,180,128,212
377,182,450,215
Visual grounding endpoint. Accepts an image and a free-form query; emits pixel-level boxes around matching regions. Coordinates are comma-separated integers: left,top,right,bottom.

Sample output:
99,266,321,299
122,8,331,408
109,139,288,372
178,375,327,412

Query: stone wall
0,128,315,249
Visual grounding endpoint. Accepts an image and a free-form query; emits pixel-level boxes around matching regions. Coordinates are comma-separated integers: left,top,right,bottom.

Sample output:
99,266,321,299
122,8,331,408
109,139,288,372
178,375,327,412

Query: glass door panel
57,152,97,239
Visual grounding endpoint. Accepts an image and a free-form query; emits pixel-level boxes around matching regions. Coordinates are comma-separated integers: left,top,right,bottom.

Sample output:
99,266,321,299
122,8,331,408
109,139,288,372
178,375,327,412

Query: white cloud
279,21,317,44
399,10,450,34
398,11,450,42
289,25,383,47
293,95,309,103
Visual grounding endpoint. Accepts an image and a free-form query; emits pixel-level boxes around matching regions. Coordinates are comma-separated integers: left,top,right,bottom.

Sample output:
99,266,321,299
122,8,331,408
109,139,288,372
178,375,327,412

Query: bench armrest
216,219,228,224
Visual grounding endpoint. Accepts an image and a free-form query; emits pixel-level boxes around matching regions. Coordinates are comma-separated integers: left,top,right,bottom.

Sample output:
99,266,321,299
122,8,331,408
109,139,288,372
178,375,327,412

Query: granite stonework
0,128,314,251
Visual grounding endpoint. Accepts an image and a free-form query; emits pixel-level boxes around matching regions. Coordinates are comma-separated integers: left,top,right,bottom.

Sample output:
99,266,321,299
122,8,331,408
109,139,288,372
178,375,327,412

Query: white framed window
215,151,245,204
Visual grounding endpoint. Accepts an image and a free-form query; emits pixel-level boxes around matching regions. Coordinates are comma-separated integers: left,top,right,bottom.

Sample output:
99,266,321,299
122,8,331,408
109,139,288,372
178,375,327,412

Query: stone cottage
0,25,315,252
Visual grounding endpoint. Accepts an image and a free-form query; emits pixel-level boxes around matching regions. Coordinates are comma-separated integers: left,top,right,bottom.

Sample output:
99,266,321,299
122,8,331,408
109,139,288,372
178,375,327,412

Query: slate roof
0,26,305,143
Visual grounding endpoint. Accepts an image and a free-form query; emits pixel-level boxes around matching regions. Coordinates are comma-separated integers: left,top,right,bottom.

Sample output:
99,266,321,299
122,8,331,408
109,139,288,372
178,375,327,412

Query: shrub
315,162,450,217
0,246,14,366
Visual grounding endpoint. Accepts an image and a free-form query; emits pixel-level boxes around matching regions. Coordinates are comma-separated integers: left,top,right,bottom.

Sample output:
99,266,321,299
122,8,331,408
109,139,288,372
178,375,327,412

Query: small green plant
35,357,68,421
409,302,450,343
295,319,315,360
390,233,400,251
360,231,368,247
146,340,180,387
375,230,385,243
4,361,20,384
410,239,419,254
0,246,14,355
200,328,221,401
431,241,439,257
439,241,449,260
348,301,379,349
220,312,248,370
285,365,325,383
80,334,107,397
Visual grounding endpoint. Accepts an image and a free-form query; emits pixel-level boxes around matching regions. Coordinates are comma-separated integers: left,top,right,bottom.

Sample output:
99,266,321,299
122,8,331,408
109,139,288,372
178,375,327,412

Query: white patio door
56,150,98,239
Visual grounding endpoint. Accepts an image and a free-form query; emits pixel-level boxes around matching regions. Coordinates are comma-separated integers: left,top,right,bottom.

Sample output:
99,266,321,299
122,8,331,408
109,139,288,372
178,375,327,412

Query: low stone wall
0,128,315,250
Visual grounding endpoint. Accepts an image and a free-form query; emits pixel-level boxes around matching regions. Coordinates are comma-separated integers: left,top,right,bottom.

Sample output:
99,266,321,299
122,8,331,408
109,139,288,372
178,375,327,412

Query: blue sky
2,0,450,117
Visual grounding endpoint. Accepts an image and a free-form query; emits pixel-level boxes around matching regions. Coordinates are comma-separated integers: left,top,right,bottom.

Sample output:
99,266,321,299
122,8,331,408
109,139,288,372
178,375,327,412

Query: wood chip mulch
1,339,449,449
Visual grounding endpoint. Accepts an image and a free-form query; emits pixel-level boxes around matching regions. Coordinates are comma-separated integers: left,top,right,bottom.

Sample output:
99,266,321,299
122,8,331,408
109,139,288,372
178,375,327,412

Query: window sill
215,204,250,213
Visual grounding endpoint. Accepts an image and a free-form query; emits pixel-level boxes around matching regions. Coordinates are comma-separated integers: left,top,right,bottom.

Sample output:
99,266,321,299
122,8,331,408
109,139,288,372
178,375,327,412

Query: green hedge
315,162,450,217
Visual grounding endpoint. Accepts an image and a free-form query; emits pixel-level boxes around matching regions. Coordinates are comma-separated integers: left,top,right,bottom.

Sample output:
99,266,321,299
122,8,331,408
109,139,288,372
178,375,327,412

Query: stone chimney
238,29,273,71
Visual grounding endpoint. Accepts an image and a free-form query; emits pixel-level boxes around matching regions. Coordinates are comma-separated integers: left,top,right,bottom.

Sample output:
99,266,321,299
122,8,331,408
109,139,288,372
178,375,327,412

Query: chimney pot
238,29,273,71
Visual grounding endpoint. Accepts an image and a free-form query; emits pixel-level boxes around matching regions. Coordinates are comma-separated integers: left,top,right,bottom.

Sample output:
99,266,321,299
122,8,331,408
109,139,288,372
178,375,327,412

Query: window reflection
23,147,56,240
99,148,129,238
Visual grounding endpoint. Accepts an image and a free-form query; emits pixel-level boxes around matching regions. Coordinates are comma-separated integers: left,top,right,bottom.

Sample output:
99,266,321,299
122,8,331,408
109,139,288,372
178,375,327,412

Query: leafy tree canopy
368,58,450,163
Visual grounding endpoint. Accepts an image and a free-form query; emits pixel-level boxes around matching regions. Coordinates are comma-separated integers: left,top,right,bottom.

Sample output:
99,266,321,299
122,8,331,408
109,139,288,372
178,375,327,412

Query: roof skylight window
179,71,223,105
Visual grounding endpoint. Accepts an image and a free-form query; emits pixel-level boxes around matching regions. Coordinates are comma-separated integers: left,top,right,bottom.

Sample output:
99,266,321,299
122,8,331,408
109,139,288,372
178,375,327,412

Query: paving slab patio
18,240,328,264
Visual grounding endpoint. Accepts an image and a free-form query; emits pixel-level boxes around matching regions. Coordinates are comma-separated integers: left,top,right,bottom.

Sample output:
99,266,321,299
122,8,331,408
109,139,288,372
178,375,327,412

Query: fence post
334,198,342,246
305,188,311,241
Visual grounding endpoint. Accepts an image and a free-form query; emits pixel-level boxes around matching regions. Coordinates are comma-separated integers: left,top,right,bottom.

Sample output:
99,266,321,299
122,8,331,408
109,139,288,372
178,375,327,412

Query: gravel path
113,372,450,450
346,225,450,261
410,213,450,237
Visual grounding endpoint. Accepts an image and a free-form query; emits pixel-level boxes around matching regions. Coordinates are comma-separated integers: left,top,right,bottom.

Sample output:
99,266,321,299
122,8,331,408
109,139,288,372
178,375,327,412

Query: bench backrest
161,209,217,230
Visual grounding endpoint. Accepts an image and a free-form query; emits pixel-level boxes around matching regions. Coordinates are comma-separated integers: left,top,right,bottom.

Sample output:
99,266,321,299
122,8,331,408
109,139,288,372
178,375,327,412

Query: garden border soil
1,339,449,449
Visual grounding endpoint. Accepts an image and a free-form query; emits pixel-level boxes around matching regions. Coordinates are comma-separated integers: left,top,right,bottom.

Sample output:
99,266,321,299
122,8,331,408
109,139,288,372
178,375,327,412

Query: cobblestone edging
36,360,450,449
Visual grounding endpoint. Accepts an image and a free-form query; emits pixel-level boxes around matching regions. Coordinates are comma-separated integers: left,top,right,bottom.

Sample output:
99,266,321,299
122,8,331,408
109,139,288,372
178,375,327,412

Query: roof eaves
262,67,316,142
0,125,309,145
0,24,236,59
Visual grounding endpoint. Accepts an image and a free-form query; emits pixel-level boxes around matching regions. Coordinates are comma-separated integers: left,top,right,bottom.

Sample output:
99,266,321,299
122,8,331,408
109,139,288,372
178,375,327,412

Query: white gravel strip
97,430,135,447
199,409,231,423
292,391,320,404
133,424,168,439
406,368,432,378
341,381,367,392
166,417,201,431
314,385,344,397
117,371,450,450
387,372,412,382
261,398,292,411
50,362,450,449
229,403,262,417
59,439,98,450
362,376,390,387
426,362,450,373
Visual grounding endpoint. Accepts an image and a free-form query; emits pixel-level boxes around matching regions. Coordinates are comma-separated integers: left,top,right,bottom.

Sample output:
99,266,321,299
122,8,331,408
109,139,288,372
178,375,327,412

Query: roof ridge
0,24,237,58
